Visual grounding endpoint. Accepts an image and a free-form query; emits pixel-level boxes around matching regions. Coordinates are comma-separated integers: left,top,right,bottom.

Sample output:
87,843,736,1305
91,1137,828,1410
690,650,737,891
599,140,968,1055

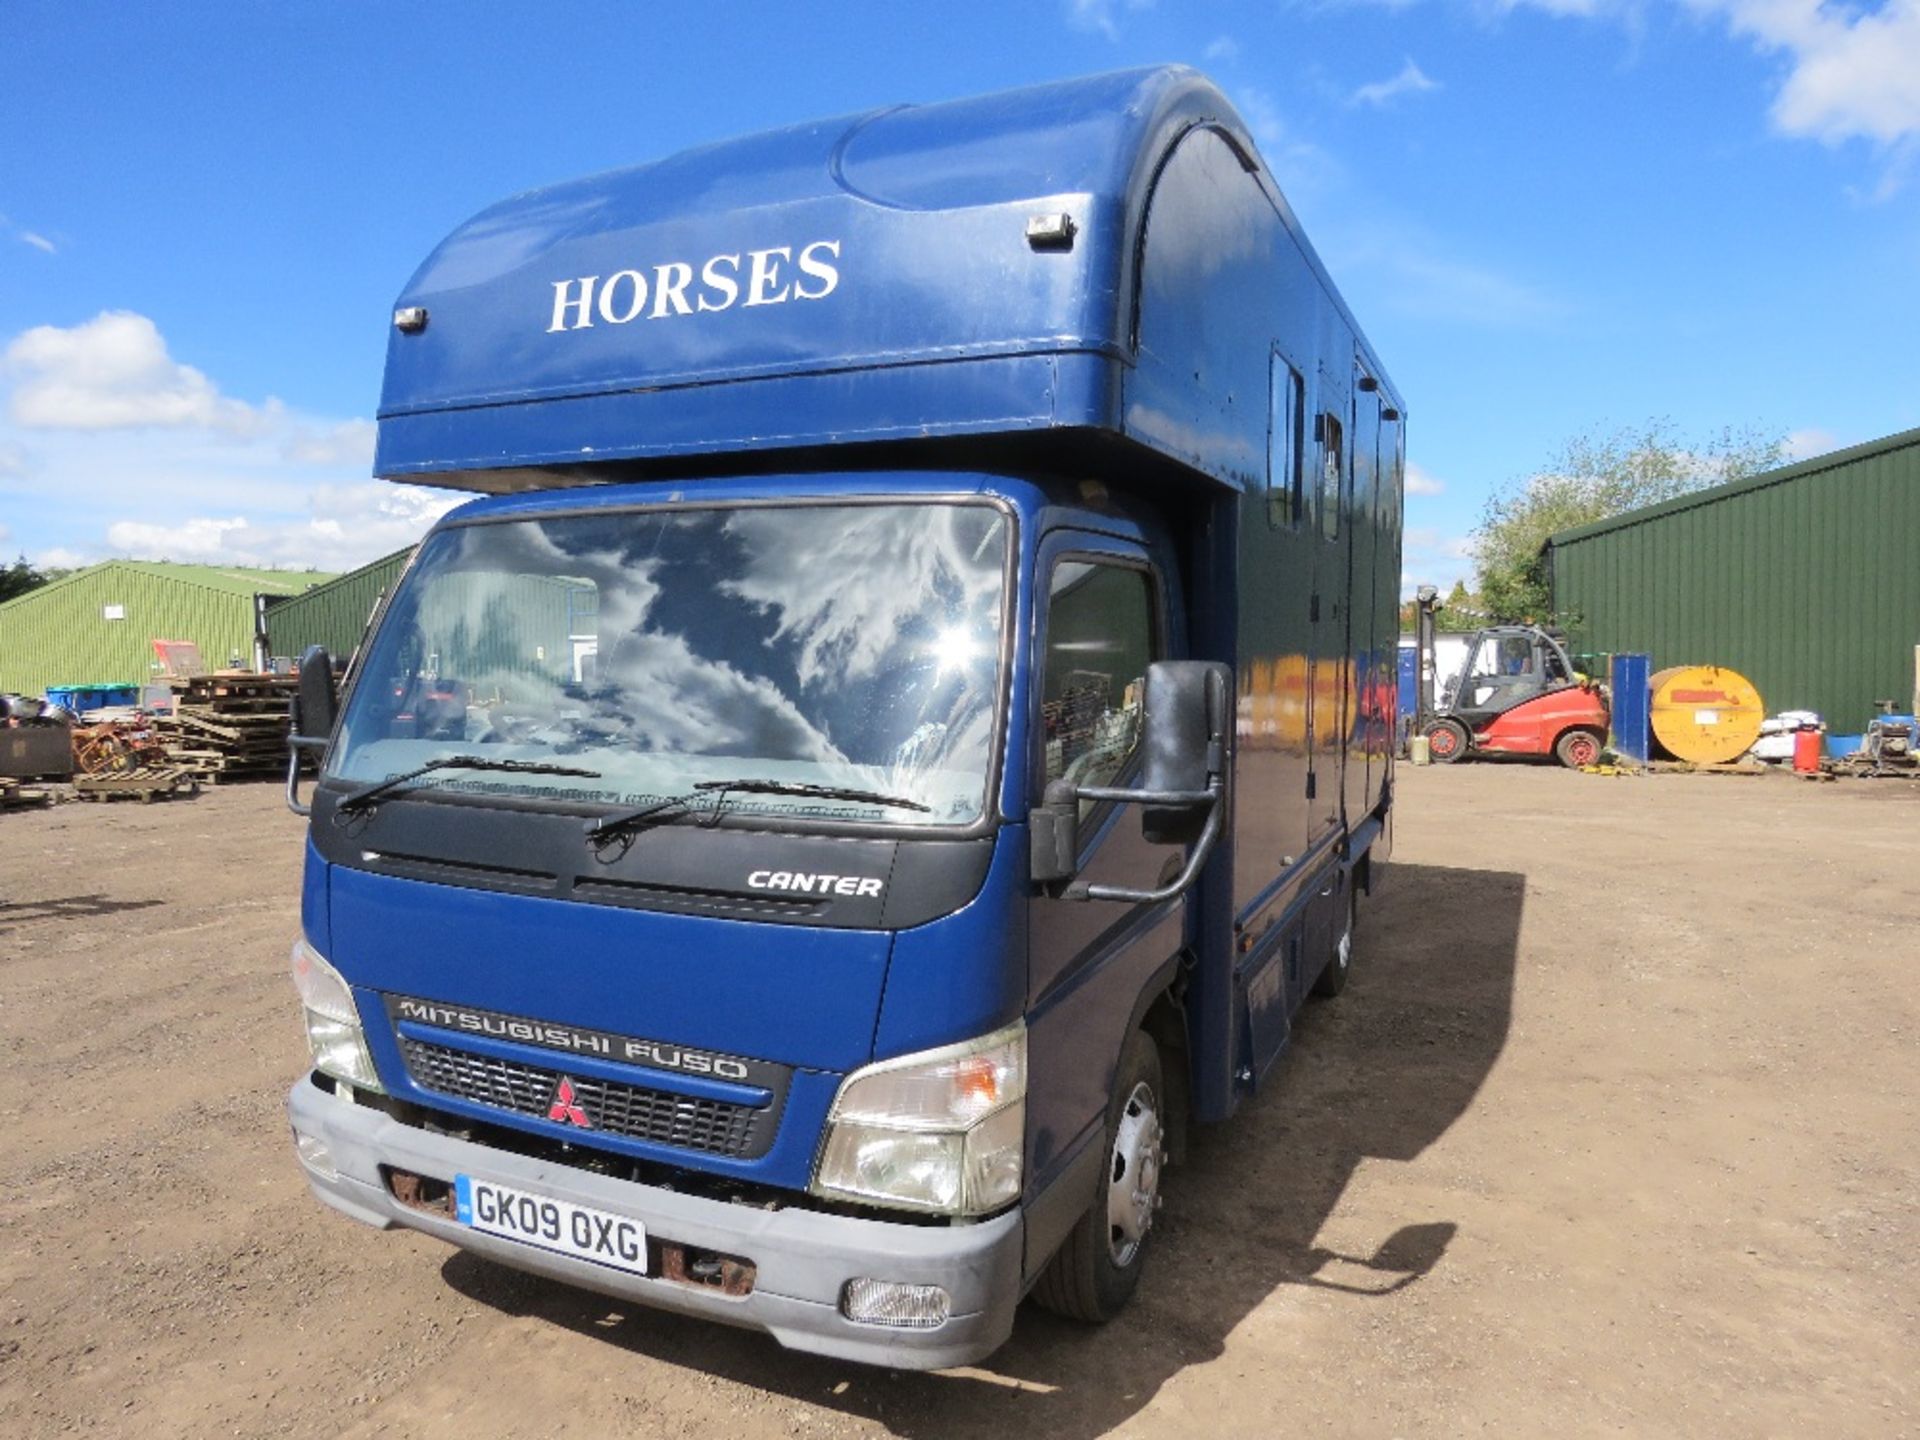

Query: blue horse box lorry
284,66,1406,1368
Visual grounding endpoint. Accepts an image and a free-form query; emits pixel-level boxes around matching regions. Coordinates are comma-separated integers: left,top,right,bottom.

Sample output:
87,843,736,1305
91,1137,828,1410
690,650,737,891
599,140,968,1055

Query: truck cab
285,67,1406,1369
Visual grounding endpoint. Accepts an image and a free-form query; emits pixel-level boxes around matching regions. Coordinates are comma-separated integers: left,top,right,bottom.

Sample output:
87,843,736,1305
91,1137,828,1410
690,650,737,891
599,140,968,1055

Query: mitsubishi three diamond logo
547,1077,590,1127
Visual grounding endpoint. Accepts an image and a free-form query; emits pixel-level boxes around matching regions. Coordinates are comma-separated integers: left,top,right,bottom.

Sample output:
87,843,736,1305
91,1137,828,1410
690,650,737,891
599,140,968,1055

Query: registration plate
454,1175,648,1276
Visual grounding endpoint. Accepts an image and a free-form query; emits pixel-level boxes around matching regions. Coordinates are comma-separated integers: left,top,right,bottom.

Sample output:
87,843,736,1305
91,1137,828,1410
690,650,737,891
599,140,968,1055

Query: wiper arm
584,791,707,845
691,778,932,812
585,778,933,852
336,755,602,816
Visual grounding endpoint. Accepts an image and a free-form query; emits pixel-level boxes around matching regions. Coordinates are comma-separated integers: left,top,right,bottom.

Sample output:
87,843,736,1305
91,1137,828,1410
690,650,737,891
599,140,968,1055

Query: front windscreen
326,501,1011,827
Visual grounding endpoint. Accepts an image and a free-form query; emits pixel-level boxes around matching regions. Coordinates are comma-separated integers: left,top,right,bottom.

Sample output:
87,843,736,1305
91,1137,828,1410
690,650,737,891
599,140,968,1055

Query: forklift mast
1413,584,1440,730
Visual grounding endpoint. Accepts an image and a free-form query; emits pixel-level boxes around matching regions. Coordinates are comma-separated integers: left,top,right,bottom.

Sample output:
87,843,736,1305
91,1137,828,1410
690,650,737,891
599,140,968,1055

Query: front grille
398,1037,769,1159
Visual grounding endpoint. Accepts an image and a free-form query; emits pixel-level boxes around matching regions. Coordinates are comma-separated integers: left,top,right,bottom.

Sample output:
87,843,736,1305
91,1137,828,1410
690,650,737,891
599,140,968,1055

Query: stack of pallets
152,672,298,783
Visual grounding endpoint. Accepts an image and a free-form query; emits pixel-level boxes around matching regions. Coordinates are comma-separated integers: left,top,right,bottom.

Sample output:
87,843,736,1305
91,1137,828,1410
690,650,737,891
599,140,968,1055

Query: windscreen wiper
691,778,932,812
336,755,601,816
584,777,932,850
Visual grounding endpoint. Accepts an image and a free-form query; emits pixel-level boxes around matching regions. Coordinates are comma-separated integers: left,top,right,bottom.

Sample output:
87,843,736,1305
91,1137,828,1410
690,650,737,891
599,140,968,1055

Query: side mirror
1140,660,1230,846
293,645,339,741
1035,659,1233,905
285,645,338,817
1029,779,1080,885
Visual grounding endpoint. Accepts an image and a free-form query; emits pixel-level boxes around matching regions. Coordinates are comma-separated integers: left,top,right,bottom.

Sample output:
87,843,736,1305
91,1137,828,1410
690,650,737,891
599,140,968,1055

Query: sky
2,1,1916,596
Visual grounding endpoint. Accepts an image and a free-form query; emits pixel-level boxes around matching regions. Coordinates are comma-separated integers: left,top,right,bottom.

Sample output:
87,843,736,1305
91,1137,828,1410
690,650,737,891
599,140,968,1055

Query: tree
0,555,62,605
1472,420,1785,622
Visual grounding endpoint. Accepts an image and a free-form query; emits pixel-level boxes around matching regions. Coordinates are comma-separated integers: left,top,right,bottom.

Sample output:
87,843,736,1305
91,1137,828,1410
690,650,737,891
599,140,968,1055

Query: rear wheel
1032,1030,1166,1322
1555,728,1603,769
1426,718,1469,763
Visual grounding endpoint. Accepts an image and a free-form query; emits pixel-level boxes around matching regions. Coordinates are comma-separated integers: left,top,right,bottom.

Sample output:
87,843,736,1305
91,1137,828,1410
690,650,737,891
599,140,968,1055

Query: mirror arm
285,734,328,818
1061,777,1225,905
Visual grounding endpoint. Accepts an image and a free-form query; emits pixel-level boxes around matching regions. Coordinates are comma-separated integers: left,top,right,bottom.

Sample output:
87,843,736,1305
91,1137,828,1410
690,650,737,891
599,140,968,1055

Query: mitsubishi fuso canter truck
283,66,1406,1369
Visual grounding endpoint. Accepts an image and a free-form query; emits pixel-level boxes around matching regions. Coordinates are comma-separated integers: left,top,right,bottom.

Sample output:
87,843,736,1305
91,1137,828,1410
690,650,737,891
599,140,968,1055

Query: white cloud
283,418,377,467
1784,426,1840,460
1405,462,1447,495
1400,527,1477,598
1351,58,1441,107
1691,0,1920,147
98,482,461,572
5,310,273,434
32,547,95,571
1066,0,1153,40
1203,35,1241,61
19,231,56,255
0,311,399,569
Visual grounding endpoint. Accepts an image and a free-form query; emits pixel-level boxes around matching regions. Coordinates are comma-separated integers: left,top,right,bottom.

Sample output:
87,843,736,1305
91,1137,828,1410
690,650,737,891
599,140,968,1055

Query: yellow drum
1649,665,1765,764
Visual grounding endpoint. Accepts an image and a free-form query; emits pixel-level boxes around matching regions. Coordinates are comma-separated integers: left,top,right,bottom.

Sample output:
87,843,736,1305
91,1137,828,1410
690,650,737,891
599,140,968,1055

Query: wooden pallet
71,767,198,802
0,778,53,810
153,673,295,781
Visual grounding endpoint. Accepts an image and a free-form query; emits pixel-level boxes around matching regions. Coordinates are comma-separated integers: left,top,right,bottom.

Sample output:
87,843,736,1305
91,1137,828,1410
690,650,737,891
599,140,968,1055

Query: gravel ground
0,765,1914,1438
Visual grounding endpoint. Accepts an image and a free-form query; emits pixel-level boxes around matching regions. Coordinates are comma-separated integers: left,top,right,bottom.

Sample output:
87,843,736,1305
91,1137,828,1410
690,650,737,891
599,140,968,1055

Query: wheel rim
1107,1081,1163,1268
1429,727,1456,757
1568,734,1598,766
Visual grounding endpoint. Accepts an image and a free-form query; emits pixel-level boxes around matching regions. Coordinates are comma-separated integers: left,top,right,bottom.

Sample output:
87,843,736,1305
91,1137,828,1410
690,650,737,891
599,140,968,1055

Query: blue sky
2,1,1915,592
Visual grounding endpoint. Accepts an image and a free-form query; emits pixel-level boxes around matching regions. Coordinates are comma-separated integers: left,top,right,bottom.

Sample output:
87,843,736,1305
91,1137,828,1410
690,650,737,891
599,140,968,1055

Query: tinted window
1269,356,1305,529
1040,562,1156,804
1319,413,1344,542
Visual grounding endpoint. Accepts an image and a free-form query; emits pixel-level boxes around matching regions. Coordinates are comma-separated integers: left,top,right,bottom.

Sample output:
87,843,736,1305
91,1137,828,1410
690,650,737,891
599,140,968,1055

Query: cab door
1024,532,1186,1212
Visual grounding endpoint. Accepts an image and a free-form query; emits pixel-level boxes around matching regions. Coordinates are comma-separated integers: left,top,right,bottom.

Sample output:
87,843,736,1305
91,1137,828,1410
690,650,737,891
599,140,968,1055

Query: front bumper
285,1078,1024,1369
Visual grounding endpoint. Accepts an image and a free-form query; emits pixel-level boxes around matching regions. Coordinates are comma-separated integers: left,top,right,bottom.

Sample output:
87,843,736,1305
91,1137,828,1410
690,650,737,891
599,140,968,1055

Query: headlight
813,1022,1024,1216
290,939,384,1094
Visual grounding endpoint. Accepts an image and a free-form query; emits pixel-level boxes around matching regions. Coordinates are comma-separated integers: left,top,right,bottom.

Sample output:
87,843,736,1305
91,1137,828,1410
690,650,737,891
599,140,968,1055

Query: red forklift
1412,587,1609,768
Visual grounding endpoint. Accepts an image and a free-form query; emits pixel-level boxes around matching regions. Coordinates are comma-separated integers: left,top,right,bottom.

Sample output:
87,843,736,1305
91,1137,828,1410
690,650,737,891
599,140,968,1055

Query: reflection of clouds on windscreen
720,507,1005,688
599,627,844,761
443,518,843,759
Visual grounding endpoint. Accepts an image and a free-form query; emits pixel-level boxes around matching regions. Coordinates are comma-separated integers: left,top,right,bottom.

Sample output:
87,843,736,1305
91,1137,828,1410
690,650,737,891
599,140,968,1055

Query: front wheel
1032,1030,1166,1323
1556,728,1603,769
1426,718,1470,763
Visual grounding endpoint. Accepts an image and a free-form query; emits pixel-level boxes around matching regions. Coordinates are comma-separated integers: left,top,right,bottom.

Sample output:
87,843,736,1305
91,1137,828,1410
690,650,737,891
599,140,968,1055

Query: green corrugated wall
264,549,412,664
1547,429,1920,729
0,563,324,696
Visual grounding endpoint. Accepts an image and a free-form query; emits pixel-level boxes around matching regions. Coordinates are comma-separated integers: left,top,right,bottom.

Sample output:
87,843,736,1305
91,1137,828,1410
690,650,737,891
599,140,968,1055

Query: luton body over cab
284,65,1407,1369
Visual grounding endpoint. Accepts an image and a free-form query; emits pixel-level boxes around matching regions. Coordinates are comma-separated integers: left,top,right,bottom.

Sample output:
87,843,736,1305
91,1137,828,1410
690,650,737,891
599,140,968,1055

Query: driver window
1040,561,1156,805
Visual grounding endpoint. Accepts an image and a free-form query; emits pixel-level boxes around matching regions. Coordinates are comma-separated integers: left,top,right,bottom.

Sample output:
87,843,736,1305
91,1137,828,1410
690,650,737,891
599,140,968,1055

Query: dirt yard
0,766,1913,1438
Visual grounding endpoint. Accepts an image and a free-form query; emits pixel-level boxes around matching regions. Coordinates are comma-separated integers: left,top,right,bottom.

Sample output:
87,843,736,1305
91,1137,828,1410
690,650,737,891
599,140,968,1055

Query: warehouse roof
0,559,337,614
1545,425,1920,550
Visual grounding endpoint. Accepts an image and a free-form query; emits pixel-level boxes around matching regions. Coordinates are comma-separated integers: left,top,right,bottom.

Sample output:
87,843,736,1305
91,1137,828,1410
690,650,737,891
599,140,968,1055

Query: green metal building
0,561,336,697
1544,426,1920,729
263,548,412,664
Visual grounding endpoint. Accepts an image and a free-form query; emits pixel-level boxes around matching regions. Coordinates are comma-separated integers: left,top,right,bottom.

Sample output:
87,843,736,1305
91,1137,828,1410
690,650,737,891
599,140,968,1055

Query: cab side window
1040,561,1157,801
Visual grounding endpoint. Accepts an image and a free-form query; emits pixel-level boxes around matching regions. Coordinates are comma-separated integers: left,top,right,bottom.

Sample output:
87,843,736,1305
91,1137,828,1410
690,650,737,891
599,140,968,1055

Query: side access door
1023,533,1186,1274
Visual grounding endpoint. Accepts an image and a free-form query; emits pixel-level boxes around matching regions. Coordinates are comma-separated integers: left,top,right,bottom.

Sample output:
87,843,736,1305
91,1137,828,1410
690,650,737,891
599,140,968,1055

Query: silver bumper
285,1079,1023,1370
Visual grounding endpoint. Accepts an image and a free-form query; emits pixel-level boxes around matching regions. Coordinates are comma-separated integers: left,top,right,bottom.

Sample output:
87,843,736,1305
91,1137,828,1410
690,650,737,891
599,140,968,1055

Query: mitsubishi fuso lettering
284,67,1407,1368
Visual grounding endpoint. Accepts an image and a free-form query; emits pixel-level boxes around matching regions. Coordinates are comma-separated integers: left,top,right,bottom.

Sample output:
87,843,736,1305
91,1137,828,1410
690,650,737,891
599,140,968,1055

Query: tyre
1425,718,1469,763
1032,1030,1166,1323
1313,883,1356,998
1555,728,1603,769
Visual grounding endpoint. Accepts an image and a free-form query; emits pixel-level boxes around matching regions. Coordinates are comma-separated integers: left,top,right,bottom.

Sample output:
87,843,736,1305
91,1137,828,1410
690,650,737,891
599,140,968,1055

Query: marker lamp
290,938,384,1094
813,1022,1024,1216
